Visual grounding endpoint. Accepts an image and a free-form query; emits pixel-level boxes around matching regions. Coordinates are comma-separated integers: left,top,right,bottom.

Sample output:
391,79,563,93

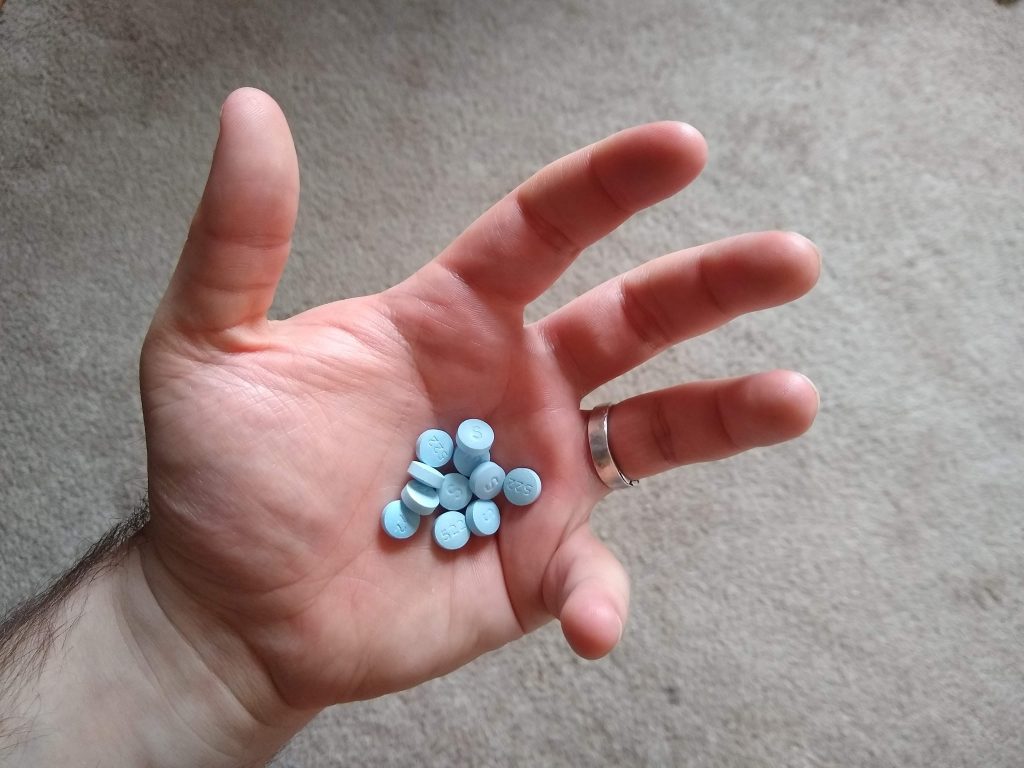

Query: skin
134,87,820,732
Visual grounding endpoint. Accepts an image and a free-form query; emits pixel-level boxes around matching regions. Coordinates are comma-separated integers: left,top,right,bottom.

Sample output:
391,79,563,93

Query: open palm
138,89,819,715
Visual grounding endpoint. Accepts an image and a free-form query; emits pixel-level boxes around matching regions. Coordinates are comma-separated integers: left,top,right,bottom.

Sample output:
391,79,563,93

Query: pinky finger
542,526,630,660
605,370,819,481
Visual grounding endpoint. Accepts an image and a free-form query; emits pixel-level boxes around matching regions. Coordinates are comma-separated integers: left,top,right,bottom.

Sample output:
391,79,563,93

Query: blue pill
503,467,542,506
401,479,439,516
381,500,420,540
469,461,506,501
433,510,470,550
456,419,494,455
465,499,500,536
439,473,472,511
416,429,454,468
408,461,444,489
453,446,489,476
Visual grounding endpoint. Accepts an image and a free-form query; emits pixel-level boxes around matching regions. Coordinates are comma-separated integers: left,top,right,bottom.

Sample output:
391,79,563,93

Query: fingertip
545,528,631,661
745,370,819,443
216,89,296,185
671,121,709,174
220,87,281,124
749,230,821,302
560,589,625,660
720,370,819,449
643,120,708,194
777,230,822,296
795,371,821,413
199,87,299,246
594,121,708,211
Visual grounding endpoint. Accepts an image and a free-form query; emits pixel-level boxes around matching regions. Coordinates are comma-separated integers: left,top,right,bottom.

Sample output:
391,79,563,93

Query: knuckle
617,277,674,356
650,399,679,468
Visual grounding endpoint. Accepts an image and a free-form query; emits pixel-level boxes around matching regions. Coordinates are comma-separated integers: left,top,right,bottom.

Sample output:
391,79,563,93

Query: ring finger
601,369,819,482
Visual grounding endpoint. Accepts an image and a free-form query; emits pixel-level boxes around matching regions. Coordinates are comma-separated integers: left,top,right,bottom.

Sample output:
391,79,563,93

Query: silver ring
587,403,638,490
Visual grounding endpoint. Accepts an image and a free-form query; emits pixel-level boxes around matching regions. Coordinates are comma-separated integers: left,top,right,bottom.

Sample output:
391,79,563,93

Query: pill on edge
502,467,542,506
415,429,454,468
381,500,420,540
408,461,445,489
465,499,500,536
401,479,440,516
433,510,470,550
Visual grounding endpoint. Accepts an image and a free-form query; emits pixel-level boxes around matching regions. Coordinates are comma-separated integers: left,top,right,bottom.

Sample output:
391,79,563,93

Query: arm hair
0,498,150,746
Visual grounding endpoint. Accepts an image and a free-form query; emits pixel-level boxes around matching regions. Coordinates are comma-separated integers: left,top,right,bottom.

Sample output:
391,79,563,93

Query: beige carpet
2,1,1022,765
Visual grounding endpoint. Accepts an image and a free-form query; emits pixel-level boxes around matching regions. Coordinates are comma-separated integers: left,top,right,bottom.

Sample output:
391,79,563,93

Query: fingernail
615,615,624,644
786,231,821,272
797,373,820,408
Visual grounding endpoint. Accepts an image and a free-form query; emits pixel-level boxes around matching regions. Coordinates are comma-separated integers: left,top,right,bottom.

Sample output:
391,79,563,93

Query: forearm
0,507,312,767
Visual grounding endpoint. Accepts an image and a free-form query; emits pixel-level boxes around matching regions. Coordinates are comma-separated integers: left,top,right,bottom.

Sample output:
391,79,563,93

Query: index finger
426,122,707,308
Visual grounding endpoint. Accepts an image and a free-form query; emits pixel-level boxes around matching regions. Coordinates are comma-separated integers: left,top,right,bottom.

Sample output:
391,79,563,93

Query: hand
139,88,819,720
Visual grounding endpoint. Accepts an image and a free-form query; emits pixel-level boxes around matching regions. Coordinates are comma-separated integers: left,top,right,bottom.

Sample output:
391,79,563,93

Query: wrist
124,540,318,766
2,539,316,767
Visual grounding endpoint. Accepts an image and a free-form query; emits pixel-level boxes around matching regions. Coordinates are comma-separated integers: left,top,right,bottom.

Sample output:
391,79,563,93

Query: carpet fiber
1,1,1022,765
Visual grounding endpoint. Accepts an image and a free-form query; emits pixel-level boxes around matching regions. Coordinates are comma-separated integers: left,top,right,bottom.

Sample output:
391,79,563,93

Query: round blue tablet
401,479,439,516
381,500,420,540
408,461,444,489
503,467,542,506
416,429,454,468
469,461,506,501
433,511,470,550
456,419,494,455
465,499,500,536
453,446,489,476
439,473,472,511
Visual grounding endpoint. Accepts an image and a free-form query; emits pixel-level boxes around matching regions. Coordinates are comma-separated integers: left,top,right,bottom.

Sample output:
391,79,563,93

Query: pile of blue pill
381,418,542,550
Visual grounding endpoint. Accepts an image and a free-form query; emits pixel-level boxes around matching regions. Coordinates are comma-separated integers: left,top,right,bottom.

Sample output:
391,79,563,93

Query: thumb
161,88,299,337
543,526,631,659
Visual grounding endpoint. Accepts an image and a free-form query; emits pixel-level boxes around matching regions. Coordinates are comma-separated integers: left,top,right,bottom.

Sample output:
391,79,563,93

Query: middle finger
534,231,820,398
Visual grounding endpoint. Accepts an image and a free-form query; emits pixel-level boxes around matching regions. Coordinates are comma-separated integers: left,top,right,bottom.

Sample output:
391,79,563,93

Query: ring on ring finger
587,403,638,491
